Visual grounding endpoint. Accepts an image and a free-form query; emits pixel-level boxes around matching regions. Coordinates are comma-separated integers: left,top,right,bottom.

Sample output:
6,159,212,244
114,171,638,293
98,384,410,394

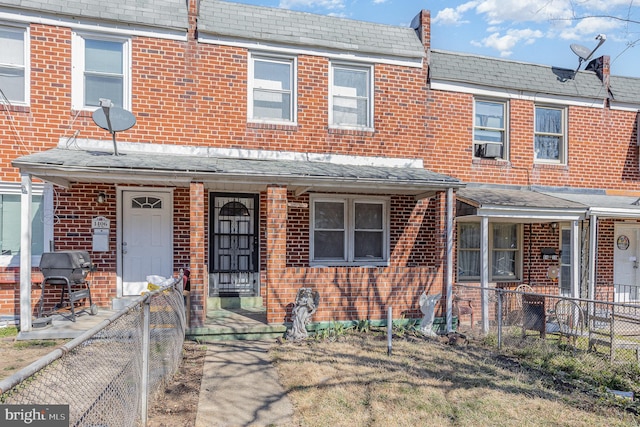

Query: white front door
121,190,173,296
613,224,640,302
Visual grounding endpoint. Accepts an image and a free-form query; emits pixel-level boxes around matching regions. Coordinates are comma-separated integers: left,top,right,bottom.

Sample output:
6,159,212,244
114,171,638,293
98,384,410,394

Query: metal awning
456,187,587,222
539,190,640,218
12,145,463,196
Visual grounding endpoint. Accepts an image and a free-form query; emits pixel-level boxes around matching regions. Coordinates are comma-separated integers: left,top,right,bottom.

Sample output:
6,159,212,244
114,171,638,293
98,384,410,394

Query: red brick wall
425,92,640,188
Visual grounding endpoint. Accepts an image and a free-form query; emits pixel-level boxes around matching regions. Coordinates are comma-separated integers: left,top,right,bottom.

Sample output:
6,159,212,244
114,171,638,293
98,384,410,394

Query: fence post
141,296,151,426
497,289,503,350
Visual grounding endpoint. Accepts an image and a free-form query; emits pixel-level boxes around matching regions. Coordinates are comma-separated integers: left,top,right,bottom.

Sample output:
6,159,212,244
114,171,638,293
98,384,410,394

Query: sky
226,0,640,78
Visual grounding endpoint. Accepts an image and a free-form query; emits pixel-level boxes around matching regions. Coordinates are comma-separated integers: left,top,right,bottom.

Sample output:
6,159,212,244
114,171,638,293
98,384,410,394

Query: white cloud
433,1,479,25
372,0,388,4
475,0,573,25
472,28,544,57
558,16,624,41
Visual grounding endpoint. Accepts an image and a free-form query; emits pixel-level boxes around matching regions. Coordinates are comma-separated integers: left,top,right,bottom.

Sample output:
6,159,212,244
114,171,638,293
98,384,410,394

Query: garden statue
419,292,441,337
286,287,320,341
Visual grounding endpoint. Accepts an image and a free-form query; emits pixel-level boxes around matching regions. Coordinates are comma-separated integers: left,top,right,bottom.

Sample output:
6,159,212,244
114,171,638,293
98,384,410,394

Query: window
72,32,130,110
311,196,388,265
534,106,566,163
0,183,52,267
330,63,373,129
474,99,507,159
0,25,29,105
458,223,521,281
249,54,295,123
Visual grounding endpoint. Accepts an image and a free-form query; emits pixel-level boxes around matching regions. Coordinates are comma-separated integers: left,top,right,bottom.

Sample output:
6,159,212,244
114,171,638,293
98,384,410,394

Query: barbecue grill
38,250,97,322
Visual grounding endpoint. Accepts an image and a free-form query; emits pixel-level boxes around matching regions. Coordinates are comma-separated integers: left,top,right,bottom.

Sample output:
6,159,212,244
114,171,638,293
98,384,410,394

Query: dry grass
271,332,640,427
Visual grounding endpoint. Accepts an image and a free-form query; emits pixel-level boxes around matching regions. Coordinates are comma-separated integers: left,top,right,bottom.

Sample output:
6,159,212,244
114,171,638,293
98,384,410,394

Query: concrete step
208,296,263,310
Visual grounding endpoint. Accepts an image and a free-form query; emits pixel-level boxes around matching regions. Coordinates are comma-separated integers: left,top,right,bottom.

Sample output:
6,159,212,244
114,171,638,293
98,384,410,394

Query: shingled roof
429,49,640,104
0,0,188,31
198,0,426,60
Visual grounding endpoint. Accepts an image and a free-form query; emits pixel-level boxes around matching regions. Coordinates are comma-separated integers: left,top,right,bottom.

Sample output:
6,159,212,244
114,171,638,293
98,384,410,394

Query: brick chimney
411,10,431,52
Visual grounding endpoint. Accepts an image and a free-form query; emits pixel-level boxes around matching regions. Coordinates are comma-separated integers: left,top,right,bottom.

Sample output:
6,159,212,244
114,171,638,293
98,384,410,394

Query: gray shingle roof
12,147,461,191
429,49,640,104
1,0,188,31
198,0,425,60
457,187,586,210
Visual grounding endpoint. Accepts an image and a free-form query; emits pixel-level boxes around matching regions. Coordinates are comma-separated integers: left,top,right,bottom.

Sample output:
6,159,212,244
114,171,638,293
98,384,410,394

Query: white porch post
571,220,580,299
588,214,597,301
19,173,33,332
446,188,454,333
481,216,489,333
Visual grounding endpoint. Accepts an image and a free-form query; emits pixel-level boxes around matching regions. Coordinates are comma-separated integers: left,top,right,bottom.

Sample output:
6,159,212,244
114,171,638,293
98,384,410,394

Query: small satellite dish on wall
91,98,136,156
570,34,606,73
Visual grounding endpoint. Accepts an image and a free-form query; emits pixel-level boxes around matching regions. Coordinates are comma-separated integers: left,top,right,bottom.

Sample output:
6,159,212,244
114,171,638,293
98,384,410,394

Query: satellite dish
570,34,606,73
91,98,136,156
570,43,592,61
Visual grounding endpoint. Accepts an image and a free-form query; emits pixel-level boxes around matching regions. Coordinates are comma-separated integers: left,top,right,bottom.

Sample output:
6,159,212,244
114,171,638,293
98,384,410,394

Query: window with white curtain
72,32,130,110
330,63,373,129
473,99,507,159
0,25,29,105
311,196,387,265
534,106,566,163
249,54,296,123
458,222,521,281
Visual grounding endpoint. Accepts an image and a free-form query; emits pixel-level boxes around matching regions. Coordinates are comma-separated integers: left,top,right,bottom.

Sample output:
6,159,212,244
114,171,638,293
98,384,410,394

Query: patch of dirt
147,340,207,427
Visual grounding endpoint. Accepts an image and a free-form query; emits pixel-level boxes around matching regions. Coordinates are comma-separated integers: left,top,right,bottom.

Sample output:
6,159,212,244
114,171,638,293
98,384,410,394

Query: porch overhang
538,190,640,219
12,145,463,196
456,186,587,222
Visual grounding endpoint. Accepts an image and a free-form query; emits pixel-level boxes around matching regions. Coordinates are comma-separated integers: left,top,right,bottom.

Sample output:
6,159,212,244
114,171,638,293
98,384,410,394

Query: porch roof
12,146,463,196
539,190,640,218
457,186,640,221
456,186,587,222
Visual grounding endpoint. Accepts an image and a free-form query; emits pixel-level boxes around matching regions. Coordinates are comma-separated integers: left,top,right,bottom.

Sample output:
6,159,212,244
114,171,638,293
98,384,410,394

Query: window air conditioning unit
475,143,503,159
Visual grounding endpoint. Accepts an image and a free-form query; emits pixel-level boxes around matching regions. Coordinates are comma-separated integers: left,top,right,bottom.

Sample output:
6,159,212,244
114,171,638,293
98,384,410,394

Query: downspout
446,188,453,333
19,173,33,332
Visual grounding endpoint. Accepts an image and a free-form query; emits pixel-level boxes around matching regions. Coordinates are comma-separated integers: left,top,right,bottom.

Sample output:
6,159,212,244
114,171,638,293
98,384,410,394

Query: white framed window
474,99,507,159
248,53,296,123
329,62,373,129
0,24,29,105
311,195,388,265
0,183,52,268
72,32,131,110
457,222,521,281
534,105,566,164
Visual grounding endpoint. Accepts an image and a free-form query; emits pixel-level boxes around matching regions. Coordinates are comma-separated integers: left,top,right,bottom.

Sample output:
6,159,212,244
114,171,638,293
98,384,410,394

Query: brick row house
1,0,639,334
1,0,462,333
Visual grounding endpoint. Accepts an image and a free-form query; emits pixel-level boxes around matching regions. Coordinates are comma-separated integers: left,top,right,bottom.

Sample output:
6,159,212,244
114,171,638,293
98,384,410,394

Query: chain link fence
0,277,186,427
456,284,640,368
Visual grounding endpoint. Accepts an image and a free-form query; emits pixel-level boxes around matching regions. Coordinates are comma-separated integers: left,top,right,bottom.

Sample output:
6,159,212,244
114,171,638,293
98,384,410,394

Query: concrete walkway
195,340,294,427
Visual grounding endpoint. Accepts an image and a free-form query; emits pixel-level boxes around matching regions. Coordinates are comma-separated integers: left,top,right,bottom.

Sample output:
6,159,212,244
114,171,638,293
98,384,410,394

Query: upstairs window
72,33,130,110
534,106,566,164
249,54,296,123
0,25,29,105
474,99,507,159
330,63,373,129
